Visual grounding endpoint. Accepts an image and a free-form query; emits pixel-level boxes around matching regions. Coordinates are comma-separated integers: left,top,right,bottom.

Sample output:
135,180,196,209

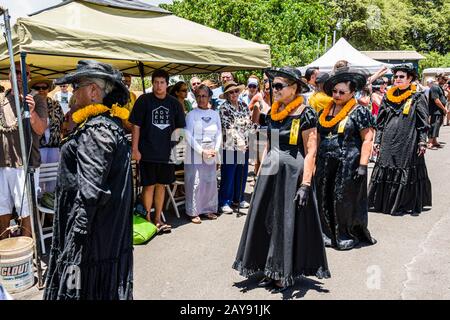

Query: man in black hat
427,72,448,148
43,59,133,300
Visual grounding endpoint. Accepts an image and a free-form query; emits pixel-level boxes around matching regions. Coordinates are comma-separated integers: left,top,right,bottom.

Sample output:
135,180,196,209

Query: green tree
161,0,333,67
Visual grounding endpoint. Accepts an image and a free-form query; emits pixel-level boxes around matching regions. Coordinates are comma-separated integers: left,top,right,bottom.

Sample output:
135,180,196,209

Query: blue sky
1,0,173,23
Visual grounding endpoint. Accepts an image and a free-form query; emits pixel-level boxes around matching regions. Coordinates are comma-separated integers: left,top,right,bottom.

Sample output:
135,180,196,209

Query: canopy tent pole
20,52,45,289
0,7,44,289
138,62,146,94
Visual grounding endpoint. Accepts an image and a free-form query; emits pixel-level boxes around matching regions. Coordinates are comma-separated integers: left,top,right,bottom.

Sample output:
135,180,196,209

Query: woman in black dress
233,67,330,293
368,63,431,215
44,60,133,300
316,67,377,251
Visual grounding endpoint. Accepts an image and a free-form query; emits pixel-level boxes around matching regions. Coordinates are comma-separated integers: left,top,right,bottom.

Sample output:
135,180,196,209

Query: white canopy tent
299,38,391,74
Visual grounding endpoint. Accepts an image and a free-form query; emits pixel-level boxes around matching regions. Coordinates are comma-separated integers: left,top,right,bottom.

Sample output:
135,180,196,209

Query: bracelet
301,182,311,187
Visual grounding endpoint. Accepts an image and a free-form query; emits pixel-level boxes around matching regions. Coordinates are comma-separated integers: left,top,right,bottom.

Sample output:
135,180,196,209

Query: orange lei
386,84,416,104
319,98,356,128
271,96,304,121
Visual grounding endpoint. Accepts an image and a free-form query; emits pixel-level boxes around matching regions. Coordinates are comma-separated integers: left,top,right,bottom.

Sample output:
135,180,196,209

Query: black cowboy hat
55,60,129,106
391,63,418,81
323,66,368,96
265,67,310,94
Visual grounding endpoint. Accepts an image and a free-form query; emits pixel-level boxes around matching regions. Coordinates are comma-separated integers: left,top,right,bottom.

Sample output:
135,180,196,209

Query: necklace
271,96,304,121
319,98,356,128
386,84,416,104
72,103,130,124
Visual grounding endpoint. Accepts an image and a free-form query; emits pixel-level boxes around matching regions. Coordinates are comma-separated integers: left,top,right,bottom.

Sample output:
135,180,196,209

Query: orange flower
271,96,304,121
386,84,416,104
319,98,356,128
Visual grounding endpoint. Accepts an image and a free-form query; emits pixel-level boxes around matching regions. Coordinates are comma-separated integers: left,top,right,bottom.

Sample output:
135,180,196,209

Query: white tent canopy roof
299,38,391,74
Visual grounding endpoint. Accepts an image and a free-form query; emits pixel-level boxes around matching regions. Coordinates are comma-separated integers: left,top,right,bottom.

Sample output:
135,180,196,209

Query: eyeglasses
248,84,258,89
332,89,350,95
191,82,201,86
393,75,406,79
33,85,49,91
272,82,290,91
72,82,93,91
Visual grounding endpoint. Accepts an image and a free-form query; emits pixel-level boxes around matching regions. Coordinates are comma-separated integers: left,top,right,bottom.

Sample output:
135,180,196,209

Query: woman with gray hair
43,60,133,300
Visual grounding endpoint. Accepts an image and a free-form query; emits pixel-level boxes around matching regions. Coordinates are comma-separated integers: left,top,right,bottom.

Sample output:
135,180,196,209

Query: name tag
289,118,300,145
403,99,412,115
337,116,349,134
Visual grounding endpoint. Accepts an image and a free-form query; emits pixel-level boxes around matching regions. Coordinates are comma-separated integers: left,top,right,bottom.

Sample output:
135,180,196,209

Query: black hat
265,67,310,94
391,63,417,81
55,60,129,106
315,72,330,84
323,67,368,96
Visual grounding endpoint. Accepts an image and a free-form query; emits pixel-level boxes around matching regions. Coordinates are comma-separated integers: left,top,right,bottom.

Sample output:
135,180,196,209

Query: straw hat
28,76,54,91
219,81,245,99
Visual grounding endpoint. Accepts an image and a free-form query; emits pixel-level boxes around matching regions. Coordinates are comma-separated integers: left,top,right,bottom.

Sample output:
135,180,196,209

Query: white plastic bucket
0,237,35,293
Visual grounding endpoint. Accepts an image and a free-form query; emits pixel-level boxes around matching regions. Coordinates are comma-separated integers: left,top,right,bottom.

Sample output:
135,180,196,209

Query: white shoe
220,205,233,214
239,201,250,209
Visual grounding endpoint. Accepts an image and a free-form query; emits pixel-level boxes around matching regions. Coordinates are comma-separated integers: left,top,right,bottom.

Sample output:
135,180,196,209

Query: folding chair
36,162,59,255
165,142,186,218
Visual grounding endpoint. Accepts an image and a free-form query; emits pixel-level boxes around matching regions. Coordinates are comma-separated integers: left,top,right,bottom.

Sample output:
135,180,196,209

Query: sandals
191,216,202,224
156,222,172,233
205,213,218,220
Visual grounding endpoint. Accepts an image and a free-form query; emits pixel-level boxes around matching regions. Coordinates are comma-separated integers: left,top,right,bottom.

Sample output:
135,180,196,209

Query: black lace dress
43,114,133,300
233,106,330,287
368,91,432,214
316,105,377,250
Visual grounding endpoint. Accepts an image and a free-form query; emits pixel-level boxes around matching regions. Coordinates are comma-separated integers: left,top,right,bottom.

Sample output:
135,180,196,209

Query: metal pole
333,30,336,46
317,38,320,59
324,34,328,52
20,52,44,289
138,62,146,94
1,7,44,288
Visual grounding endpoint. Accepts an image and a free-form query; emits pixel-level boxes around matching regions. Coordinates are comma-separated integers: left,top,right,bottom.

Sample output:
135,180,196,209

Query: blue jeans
218,150,249,207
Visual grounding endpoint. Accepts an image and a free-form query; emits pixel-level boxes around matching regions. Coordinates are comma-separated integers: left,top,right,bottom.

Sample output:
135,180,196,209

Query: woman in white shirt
184,84,222,223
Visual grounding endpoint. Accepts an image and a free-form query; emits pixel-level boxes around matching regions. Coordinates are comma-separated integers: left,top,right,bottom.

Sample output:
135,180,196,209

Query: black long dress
43,114,133,300
316,105,376,250
368,90,432,215
233,106,330,288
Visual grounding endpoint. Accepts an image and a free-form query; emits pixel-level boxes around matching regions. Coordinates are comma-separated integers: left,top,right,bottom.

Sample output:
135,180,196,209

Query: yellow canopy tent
0,0,271,79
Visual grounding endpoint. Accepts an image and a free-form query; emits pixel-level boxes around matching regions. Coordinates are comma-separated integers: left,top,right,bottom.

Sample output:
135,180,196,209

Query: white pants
0,167,39,218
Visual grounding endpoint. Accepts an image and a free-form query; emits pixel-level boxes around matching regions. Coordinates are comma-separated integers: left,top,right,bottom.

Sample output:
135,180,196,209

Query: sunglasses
248,84,258,89
393,75,406,79
72,82,93,91
332,89,350,95
33,85,49,91
228,89,240,95
191,82,201,86
179,89,188,92
272,82,290,91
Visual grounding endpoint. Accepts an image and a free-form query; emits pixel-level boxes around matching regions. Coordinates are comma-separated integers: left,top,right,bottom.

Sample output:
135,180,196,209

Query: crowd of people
1,56,449,299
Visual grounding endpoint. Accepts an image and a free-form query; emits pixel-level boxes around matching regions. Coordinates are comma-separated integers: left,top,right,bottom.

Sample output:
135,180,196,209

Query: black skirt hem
232,260,331,287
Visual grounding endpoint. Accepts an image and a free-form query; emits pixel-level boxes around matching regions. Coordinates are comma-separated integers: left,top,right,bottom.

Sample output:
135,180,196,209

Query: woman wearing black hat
44,60,133,300
233,67,330,293
316,67,377,251
368,64,431,215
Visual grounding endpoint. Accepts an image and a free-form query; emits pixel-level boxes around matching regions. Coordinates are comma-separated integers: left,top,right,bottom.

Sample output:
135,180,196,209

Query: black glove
417,142,427,157
294,184,311,209
353,164,368,181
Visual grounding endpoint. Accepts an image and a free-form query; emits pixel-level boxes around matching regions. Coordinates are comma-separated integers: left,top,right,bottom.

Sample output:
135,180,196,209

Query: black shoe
257,277,274,288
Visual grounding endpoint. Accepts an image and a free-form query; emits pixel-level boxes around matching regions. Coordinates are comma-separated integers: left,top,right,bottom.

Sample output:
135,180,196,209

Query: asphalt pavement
12,126,450,300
